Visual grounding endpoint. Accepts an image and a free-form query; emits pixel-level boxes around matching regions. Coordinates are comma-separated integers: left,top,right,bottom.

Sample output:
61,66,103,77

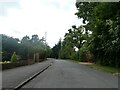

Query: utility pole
45,32,47,59
45,32,47,45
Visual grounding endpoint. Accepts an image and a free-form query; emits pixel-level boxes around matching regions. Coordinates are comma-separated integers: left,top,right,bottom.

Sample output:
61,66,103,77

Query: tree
2,34,51,62
75,2,120,66
59,25,89,61
31,34,39,43
51,39,62,59
2,34,20,61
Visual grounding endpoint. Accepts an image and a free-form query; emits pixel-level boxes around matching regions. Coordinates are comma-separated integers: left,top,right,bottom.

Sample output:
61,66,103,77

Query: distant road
22,59,118,88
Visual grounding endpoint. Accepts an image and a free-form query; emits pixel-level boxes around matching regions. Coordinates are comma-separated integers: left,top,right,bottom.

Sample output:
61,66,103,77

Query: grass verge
65,59,80,63
65,59,119,75
86,64,119,74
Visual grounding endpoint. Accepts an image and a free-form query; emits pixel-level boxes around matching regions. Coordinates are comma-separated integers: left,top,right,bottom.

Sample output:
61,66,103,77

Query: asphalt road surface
2,59,53,88
22,59,118,88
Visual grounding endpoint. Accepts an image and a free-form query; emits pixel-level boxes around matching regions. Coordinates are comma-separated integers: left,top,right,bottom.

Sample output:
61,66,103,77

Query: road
2,59,53,88
22,59,118,88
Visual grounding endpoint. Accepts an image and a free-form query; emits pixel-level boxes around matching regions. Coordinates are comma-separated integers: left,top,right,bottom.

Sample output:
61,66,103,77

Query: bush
11,52,17,62
79,50,91,62
70,52,79,60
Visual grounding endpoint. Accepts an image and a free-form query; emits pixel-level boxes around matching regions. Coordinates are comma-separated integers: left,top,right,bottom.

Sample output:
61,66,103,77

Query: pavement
22,59,118,88
2,59,53,88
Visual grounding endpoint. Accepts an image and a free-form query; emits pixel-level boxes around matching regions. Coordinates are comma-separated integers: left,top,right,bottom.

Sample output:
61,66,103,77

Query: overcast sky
0,0,83,47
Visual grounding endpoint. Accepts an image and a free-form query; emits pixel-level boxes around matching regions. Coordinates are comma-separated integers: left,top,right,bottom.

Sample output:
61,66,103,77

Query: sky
0,0,83,48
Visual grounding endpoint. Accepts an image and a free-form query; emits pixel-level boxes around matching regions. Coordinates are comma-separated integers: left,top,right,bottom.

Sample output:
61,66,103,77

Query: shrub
79,50,92,62
11,52,17,62
70,52,79,60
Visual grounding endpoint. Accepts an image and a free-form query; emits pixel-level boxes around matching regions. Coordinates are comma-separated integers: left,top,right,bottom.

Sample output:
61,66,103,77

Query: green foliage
60,44,74,59
11,52,17,62
70,51,79,60
75,2,120,67
52,2,120,68
20,35,51,59
86,64,118,74
51,39,61,59
79,44,92,62
58,25,91,61
58,25,87,60
2,34,20,61
2,34,51,61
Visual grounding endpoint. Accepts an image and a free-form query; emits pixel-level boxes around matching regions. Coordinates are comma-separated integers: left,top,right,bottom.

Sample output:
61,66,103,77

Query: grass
86,64,119,74
65,59,80,63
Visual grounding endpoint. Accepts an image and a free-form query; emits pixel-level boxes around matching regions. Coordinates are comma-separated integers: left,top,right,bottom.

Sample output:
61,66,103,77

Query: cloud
0,0,83,47
13,29,22,34
0,0,19,3
0,0,20,16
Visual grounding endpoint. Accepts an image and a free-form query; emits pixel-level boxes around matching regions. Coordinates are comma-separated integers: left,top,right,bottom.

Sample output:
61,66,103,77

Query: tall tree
2,34,19,61
51,39,62,59
75,2,120,66
2,34,51,61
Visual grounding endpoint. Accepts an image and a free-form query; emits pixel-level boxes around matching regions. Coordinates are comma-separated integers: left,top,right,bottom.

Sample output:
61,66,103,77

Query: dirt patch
113,73,120,76
79,62,94,65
